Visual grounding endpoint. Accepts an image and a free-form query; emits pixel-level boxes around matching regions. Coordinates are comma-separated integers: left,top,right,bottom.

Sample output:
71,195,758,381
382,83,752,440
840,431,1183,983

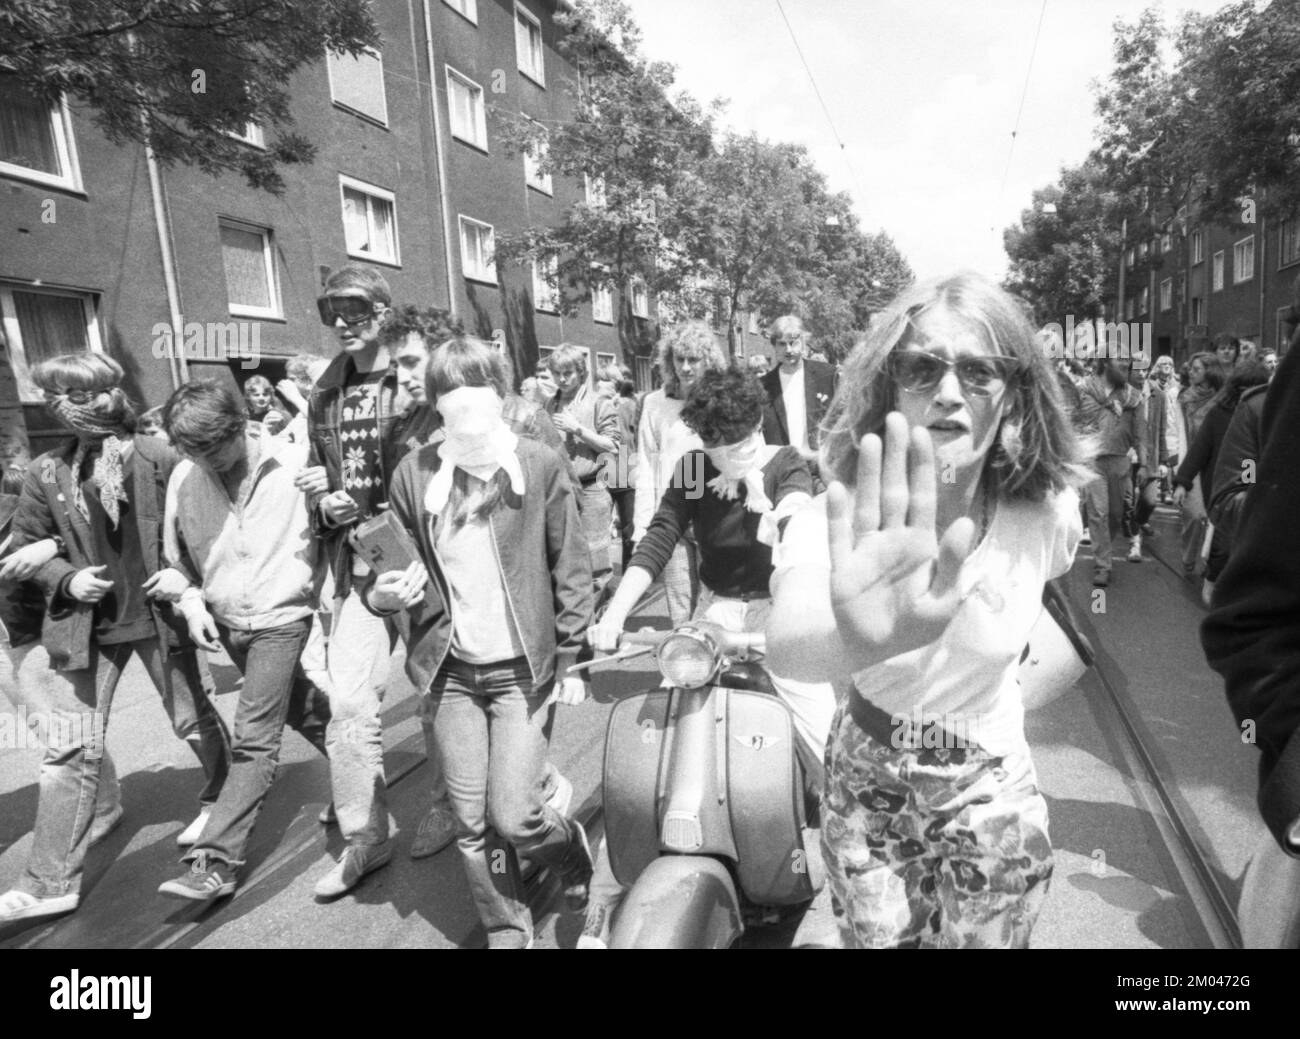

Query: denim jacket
367,436,593,695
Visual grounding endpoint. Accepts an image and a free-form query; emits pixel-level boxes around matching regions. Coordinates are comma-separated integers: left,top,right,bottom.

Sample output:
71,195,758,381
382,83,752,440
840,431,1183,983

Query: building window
523,119,552,194
630,277,649,319
1191,229,1204,264
458,215,496,283
327,48,388,126
443,0,477,23
532,254,559,313
227,122,265,148
1160,278,1173,312
1138,241,1148,261
591,281,613,324
585,173,606,207
0,77,82,191
1137,287,1149,315
748,311,760,335
1234,235,1255,283
1126,248,1135,269
1212,251,1225,292
1280,217,1300,269
339,175,398,266
595,352,616,376
1160,232,1172,253
1191,297,1204,326
219,219,280,319
445,67,488,151
0,284,101,402
514,3,545,86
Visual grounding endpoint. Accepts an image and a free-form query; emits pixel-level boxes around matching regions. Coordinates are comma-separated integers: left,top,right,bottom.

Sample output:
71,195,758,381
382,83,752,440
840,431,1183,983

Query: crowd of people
1052,334,1277,604
0,260,1293,949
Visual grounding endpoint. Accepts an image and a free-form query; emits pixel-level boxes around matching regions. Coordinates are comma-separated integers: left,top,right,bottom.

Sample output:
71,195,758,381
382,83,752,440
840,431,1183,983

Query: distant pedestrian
1175,352,1226,578
545,344,620,606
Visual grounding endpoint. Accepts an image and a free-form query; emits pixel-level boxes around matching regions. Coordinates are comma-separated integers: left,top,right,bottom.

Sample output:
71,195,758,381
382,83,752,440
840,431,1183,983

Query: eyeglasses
316,295,376,327
888,349,1019,397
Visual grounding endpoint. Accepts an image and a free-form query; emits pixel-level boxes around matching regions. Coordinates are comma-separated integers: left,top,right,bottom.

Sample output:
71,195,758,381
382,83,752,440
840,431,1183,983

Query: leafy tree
1177,0,1300,222
1003,158,1129,326
0,0,379,194
493,0,717,364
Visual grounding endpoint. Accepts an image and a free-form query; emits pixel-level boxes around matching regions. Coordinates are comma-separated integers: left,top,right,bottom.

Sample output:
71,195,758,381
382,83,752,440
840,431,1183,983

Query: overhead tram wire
996,0,1049,226
773,0,867,211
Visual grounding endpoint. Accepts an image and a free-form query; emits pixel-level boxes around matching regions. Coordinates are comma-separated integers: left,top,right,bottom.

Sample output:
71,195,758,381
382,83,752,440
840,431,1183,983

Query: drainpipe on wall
144,144,187,390
131,28,186,390
421,0,460,321
1258,217,1267,349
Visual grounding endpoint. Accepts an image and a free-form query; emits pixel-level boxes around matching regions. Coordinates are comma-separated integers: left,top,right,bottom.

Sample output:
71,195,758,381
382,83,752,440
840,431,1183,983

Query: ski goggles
317,294,379,327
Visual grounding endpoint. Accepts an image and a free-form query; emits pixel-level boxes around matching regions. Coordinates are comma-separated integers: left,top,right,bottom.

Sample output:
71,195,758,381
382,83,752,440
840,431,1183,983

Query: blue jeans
185,618,330,869
427,655,579,946
18,638,231,898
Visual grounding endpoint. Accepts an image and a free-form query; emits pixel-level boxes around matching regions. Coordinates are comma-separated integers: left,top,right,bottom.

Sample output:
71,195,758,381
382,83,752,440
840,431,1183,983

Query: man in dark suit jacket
1202,342,1300,943
760,315,837,460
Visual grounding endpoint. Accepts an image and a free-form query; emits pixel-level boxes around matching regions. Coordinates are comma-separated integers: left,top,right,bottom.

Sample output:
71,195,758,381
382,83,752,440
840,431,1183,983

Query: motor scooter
577,622,822,949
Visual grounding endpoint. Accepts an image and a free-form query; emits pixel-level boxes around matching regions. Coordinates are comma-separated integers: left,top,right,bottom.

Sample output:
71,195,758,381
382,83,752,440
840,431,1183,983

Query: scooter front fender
609,855,743,949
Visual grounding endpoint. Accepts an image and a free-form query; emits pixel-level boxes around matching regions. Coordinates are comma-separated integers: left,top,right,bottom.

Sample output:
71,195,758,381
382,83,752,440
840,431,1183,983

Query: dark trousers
609,487,636,572
186,617,331,869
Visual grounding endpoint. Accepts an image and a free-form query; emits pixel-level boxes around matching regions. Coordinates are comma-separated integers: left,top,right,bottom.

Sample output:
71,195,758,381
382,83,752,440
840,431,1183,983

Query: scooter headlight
656,627,722,688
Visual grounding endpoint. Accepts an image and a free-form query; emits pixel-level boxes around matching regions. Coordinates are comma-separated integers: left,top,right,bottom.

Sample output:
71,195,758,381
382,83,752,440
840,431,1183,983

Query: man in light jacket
154,382,330,903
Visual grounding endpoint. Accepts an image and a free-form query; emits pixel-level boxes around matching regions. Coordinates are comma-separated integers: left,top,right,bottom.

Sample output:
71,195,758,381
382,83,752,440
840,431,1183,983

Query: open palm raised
826,412,978,669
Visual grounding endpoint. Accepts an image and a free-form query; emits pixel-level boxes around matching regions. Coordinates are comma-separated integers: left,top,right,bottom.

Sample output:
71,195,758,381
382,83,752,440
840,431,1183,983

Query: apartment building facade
0,0,646,463
1117,209,1300,367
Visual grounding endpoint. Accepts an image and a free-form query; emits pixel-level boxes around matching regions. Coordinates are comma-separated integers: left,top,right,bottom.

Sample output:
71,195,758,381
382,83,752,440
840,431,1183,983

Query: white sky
626,0,1230,282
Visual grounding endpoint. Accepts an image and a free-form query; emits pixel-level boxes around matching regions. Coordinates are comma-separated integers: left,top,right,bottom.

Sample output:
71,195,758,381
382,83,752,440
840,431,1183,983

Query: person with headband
0,351,232,925
768,272,1092,949
365,336,595,949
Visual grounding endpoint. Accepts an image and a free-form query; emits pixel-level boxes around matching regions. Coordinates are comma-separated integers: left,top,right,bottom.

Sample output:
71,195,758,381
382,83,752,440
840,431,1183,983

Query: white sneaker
176,808,212,848
1127,536,1143,563
0,888,79,924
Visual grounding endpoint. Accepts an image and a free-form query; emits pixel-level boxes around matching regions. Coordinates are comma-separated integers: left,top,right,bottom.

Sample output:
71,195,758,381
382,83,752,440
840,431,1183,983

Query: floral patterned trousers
821,700,1054,949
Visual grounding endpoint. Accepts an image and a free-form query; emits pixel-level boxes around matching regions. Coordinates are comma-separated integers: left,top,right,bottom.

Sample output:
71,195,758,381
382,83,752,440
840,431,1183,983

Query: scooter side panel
603,690,672,889
726,690,817,906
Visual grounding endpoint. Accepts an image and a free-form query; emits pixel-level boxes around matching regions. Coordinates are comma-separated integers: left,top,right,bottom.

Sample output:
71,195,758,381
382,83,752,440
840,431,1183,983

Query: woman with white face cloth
768,273,1094,949
583,365,831,948
365,336,595,949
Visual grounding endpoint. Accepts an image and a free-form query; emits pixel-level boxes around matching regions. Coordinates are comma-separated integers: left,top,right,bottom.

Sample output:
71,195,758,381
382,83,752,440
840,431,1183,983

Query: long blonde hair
820,272,1093,502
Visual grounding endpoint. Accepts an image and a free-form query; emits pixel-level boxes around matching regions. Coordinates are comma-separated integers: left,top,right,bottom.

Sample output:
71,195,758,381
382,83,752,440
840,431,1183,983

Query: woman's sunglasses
888,349,1020,397
316,295,377,327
